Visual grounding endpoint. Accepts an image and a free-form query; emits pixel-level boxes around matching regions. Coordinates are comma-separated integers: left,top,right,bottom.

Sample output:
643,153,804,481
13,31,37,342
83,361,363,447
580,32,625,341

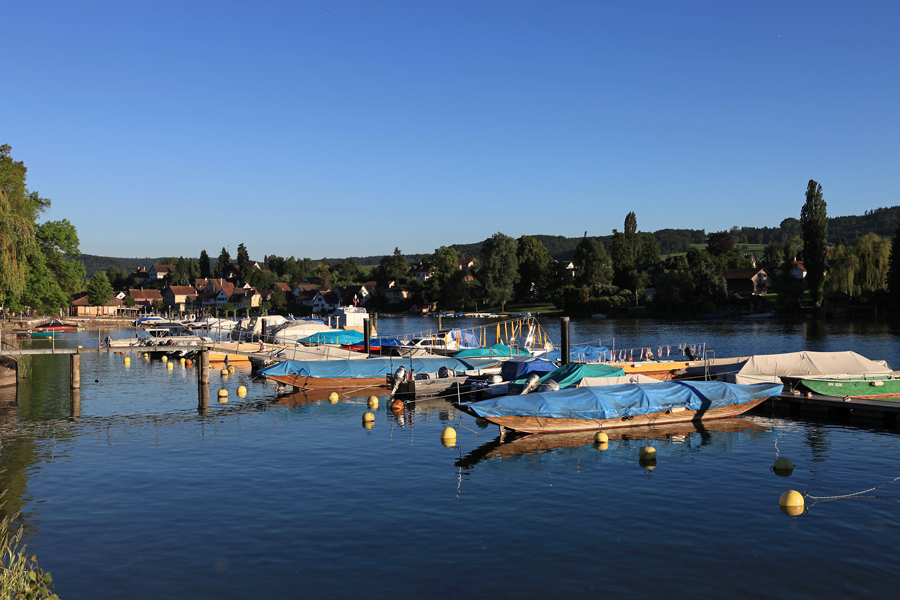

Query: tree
800,179,828,305
199,250,211,278
236,243,252,282
888,224,900,308
572,235,611,294
476,232,519,311
611,213,639,289
0,144,44,309
514,236,550,301
215,247,231,277
424,246,460,305
85,272,114,306
706,231,735,256
824,239,857,296
853,233,891,298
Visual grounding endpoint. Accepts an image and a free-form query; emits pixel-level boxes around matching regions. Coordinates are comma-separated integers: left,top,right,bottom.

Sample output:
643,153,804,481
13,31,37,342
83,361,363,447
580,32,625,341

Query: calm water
2,316,900,599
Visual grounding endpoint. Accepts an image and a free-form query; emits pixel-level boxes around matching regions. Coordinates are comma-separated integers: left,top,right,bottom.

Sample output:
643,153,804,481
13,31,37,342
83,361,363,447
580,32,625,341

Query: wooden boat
33,319,83,332
610,360,704,381
800,374,900,399
459,381,784,435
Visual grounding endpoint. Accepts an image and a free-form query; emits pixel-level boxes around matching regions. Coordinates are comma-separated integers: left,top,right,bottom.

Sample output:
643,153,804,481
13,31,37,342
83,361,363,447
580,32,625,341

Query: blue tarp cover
299,330,364,345
500,357,557,381
464,381,784,420
545,345,612,363
260,356,498,379
456,344,532,358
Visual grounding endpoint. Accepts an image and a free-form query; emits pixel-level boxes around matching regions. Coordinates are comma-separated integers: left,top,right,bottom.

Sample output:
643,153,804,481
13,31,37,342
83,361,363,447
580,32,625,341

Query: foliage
706,231,735,256
423,246,460,306
801,179,828,305
476,232,519,311
824,239,857,296
331,259,363,287
35,218,86,298
199,249,211,279
0,145,43,308
215,247,231,276
1,498,60,600
888,224,900,309
572,235,611,294
514,236,550,302
236,243,252,282
853,233,891,299
85,272,114,306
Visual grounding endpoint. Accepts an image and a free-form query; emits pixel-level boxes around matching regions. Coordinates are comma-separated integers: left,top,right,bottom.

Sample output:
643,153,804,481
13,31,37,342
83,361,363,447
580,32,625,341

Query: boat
258,356,502,391
458,380,784,434
33,319,83,332
799,374,900,399
106,324,211,348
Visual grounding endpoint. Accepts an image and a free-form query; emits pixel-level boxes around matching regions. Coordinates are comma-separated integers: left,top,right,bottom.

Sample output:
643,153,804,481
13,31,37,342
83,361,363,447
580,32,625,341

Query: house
127,288,163,312
162,286,199,312
130,268,151,284
459,258,477,271
338,284,374,306
230,287,261,309
150,264,176,280
723,268,769,295
381,286,411,305
792,261,807,281
70,293,123,317
311,290,341,313
410,263,433,282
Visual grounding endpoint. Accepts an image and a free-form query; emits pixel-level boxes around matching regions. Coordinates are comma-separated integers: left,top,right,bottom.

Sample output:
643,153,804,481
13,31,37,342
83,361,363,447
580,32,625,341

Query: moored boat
800,374,900,399
459,380,784,434
33,319,83,332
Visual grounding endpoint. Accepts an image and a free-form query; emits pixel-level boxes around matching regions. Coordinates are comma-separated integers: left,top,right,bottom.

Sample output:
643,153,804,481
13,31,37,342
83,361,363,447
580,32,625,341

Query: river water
2,316,899,599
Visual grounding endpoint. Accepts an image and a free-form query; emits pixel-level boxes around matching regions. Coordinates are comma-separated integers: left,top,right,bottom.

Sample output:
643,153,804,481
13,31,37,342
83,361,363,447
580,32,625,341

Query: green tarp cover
455,344,531,358
511,362,625,391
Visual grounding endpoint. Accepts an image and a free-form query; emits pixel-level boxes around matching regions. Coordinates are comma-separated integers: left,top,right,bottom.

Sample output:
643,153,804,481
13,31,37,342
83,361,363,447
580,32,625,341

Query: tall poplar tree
476,232,519,311
199,249,211,278
800,179,828,305
216,247,231,277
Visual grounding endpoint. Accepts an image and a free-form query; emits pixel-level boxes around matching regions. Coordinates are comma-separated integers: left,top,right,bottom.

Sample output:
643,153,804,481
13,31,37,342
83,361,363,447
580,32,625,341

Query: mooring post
198,384,209,415
198,348,210,387
71,388,81,420
70,352,81,389
363,318,371,356
560,316,570,366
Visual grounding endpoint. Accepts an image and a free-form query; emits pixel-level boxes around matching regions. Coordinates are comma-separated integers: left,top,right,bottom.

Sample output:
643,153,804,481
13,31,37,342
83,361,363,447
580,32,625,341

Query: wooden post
198,348,210,387
560,316,570,366
71,388,81,420
198,384,209,416
70,353,81,389
363,318,371,356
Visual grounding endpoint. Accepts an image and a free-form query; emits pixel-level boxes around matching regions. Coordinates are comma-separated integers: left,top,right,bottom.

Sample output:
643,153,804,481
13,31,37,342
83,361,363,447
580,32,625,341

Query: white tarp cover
580,373,660,386
726,351,892,385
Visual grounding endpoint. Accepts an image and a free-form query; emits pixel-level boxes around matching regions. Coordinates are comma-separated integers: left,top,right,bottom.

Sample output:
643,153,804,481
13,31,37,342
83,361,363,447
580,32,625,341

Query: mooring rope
804,475,900,503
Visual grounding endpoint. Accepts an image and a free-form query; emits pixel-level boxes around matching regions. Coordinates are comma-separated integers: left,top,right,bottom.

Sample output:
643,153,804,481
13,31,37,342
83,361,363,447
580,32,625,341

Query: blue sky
4,1,898,260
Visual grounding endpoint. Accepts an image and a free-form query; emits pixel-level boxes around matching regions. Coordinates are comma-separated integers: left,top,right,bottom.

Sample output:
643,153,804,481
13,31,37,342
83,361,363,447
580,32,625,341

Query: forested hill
80,206,899,275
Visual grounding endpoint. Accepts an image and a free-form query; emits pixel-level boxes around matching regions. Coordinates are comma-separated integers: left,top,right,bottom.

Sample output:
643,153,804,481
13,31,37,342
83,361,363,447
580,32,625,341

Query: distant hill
78,206,899,275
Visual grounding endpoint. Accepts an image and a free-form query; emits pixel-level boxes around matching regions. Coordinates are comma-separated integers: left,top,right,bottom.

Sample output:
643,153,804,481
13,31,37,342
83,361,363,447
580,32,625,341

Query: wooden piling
70,353,80,389
560,317,570,366
198,348,210,387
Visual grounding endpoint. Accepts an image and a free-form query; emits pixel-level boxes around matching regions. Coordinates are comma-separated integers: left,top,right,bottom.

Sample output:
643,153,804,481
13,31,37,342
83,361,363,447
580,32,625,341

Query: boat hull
801,377,900,399
263,373,388,391
475,397,768,434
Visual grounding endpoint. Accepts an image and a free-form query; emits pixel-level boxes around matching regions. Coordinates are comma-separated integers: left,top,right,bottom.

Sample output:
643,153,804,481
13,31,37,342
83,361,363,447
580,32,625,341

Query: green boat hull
801,376,900,399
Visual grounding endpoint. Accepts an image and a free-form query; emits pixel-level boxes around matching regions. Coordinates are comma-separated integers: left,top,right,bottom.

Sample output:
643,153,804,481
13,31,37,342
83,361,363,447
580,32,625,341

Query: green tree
800,179,828,305
34,218,86,298
611,213,639,289
199,249,211,278
215,247,231,276
236,243,252,282
888,224,900,308
824,239,857,296
572,235,611,294
0,145,44,309
515,236,550,301
853,233,891,298
423,246,460,305
476,232,519,311
85,272,114,306
706,231,734,256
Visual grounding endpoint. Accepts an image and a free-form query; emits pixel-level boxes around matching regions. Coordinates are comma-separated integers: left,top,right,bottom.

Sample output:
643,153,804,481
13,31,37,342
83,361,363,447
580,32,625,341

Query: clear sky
4,1,898,261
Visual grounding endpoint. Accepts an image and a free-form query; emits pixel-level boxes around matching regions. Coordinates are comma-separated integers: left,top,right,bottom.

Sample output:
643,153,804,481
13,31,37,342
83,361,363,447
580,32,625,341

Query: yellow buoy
180,357,186,364
237,385,247,398
367,396,379,409
77,345,82,348
594,432,609,443
362,411,375,422
220,369,229,376
639,446,657,460
227,365,235,374
218,397,228,404
123,357,130,364
595,441,609,451
217,388,228,398
779,490,804,509
639,457,657,471
161,355,168,363
441,427,457,441
166,362,174,370
362,421,374,430
328,392,340,404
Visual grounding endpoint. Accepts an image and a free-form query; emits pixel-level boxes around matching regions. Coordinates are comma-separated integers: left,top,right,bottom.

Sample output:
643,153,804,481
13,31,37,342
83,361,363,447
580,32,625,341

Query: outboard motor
438,366,454,379
488,375,504,385
519,373,542,395
390,366,407,396
685,346,698,361
538,379,561,393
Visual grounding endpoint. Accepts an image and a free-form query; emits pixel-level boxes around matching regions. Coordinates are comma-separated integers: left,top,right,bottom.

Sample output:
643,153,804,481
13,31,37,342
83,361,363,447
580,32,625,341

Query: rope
804,475,900,502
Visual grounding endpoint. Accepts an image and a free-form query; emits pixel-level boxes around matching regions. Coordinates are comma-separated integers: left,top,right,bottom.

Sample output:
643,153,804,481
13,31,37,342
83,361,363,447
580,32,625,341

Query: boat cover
446,329,481,349
299,330,364,345
463,381,785,420
580,373,661,386
724,351,892,385
500,357,557,381
544,345,612,363
531,362,624,389
259,356,498,379
456,344,532,358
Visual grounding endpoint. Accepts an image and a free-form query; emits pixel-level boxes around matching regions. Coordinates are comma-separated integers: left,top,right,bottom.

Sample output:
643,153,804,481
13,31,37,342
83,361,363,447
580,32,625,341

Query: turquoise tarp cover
463,381,784,420
455,344,531,358
259,356,498,379
299,330,364,345
532,362,624,389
